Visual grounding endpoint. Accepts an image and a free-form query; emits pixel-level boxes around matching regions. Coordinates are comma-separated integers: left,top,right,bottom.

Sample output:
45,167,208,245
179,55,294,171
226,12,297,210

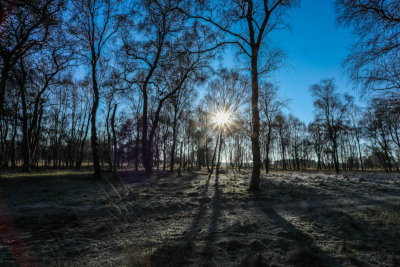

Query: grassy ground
0,168,399,266
0,168,93,179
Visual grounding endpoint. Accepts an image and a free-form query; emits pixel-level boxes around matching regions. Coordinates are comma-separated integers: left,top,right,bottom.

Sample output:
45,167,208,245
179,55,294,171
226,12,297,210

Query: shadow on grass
203,173,222,262
255,176,400,266
258,203,338,267
188,173,212,236
131,173,214,267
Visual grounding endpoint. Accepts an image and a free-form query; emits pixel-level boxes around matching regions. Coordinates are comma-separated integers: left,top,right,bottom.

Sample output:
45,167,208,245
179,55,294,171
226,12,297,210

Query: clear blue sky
274,0,358,123
221,0,360,124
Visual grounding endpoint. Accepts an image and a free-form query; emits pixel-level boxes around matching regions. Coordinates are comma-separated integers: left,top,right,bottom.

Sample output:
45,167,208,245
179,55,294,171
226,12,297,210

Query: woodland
0,0,399,266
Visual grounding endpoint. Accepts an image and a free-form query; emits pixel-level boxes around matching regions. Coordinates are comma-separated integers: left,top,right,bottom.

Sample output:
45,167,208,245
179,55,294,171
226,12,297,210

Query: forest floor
0,168,400,266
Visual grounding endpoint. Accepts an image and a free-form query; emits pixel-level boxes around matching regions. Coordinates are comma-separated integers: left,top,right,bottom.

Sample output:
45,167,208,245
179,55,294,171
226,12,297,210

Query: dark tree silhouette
336,0,400,97
69,0,124,179
0,0,65,117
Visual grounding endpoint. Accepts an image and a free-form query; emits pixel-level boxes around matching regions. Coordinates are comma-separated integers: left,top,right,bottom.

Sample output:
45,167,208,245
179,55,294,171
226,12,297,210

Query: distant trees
274,113,289,170
335,0,400,171
69,81,92,169
205,69,247,177
348,103,365,171
287,115,307,171
260,82,284,173
122,0,211,174
168,86,194,173
362,98,400,172
2,0,400,177
310,79,353,173
308,121,325,170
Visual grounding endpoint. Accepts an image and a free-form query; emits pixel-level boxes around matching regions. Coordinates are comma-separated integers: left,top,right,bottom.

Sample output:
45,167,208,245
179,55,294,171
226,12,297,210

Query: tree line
0,0,399,190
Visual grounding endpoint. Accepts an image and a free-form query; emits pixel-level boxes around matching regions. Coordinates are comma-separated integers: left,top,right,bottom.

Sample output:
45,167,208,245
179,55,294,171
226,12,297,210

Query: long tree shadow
255,175,400,266
203,173,222,262
148,172,399,266
188,173,212,236
174,172,224,265
297,181,400,254
256,199,341,267
148,173,216,266
308,179,400,212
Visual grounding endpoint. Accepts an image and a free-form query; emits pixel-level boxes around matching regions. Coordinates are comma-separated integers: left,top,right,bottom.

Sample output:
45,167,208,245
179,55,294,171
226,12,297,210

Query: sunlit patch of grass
0,169,93,179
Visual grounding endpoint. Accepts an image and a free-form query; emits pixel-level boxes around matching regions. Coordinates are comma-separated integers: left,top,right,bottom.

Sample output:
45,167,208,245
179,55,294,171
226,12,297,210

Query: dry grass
126,235,195,267
0,169,93,179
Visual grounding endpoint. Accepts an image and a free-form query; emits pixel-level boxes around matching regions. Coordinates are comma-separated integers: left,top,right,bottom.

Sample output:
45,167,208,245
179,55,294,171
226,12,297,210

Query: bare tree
122,0,210,174
308,120,325,170
69,0,124,179
204,69,247,177
363,98,394,171
310,79,353,174
102,69,122,171
182,0,295,190
0,0,65,116
348,103,365,171
168,86,195,172
274,112,289,170
288,114,306,170
336,0,400,97
110,103,118,176
259,82,284,173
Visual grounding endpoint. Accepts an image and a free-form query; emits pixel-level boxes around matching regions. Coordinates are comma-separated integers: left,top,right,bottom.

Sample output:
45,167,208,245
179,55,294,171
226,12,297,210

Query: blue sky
221,0,361,124
274,0,359,123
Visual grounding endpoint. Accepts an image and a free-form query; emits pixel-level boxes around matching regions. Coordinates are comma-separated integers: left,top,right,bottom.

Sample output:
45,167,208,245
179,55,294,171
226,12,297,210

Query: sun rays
210,107,235,133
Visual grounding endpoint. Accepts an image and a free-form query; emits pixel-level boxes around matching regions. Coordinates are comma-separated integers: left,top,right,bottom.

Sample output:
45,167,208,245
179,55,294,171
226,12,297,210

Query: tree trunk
0,60,10,116
135,119,140,171
317,153,322,170
0,120,8,167
156,133,160,172
163,132,167,171
18,61,30,172
249,52,261,191
265,121,272,174
332,136,340,174
10,118,17,168
21,86,30,171
216,131,223,178
170,110,178,172
90,57,101,179
178,141,183,177
106,104,113,171
206,131,210,173
356,133,364,171
76,111,91,169
210,130,220,175
111,104,117,177
141,87,153,174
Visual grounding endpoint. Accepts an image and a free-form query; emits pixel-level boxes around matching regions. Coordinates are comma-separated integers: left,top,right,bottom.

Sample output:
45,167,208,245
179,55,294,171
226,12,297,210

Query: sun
214,111,231,127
